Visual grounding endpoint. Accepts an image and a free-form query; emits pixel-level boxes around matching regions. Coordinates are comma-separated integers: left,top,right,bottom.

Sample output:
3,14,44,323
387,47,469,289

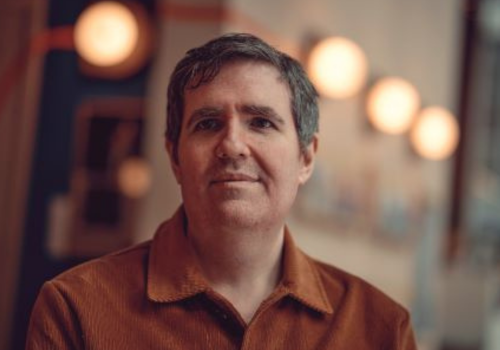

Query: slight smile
210,173,260,184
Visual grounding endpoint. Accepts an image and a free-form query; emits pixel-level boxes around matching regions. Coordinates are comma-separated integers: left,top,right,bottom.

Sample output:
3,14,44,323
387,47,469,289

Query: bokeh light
118,157,151,198
74,1,139,67
367,77,420,134
410,106,460,160
308,37,368,99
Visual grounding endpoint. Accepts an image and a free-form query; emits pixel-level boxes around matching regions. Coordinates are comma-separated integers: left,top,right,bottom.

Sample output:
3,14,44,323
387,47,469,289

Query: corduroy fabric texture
26,207,418,350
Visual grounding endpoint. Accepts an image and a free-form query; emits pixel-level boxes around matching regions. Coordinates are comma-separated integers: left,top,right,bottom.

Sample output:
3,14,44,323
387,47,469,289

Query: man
26,33,417,349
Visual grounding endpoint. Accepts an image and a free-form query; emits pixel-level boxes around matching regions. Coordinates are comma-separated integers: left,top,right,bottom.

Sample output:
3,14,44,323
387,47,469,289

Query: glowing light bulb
410,107,460,160
308,37,368,99
74,1,139,67
367,77,420,134
118,157,151,198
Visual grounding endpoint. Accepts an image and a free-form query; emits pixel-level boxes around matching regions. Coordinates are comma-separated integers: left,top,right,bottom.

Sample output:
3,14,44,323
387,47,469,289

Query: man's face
167,60,317,231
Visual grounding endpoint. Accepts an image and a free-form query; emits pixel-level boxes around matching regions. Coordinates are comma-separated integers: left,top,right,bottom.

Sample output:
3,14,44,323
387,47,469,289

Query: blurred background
1,0,499,349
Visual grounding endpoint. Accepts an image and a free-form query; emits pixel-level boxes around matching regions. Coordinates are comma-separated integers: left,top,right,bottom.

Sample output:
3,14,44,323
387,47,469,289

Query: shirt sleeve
25,281,84,350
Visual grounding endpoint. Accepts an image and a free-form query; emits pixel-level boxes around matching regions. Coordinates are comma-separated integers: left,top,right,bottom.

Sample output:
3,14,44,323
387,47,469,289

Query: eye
250,117,275,129
194,118,222,131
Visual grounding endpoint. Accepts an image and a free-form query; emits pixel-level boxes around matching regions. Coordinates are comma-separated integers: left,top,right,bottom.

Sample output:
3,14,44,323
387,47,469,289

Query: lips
210,172,259,184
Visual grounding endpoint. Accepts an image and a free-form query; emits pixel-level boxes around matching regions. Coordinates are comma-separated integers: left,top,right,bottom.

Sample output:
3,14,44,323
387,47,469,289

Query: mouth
210,173,259,184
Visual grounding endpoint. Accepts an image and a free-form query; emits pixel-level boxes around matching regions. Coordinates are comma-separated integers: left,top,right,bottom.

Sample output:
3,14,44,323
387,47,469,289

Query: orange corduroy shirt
26,207,418,350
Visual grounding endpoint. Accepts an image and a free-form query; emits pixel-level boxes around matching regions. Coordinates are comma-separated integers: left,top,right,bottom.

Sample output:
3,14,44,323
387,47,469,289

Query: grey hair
166,33,319,162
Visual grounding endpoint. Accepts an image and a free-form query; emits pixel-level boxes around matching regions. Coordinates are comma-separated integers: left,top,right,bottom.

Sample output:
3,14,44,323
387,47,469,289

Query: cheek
266,152,303,189
177,148,210,183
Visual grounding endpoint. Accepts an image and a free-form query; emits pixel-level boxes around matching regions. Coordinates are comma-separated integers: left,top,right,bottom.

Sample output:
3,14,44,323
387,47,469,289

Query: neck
187,223,285,323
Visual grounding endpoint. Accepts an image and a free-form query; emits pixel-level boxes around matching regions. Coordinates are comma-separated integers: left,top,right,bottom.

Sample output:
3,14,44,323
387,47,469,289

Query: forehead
182,60,293,121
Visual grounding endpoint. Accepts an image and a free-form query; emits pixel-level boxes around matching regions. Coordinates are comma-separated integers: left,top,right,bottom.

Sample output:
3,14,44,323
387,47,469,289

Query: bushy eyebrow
186,107,224,129
240,105,285,125
186,104,286,129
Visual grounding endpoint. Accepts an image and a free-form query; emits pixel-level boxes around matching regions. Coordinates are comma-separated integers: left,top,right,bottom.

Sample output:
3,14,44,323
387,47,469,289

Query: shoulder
309,255,411,322
305,255,417,349
50,240,152,295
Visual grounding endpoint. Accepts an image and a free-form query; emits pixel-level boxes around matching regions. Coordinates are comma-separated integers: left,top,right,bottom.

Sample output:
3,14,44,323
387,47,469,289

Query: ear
165,140,182,184
298,134,318,185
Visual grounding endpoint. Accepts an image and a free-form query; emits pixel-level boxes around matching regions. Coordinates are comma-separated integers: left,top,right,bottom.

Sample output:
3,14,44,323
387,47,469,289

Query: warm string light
308,37,368,99
366,77,420,134
410,107,460,160
118,157,151,198
306,35,460,160
74,1,139,67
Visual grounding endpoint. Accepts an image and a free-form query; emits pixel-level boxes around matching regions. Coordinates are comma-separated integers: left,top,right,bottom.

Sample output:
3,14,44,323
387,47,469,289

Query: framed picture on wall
47,97,148,258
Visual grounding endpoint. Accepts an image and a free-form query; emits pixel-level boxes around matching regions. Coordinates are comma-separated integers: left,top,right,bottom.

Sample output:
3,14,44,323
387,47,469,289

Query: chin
211,200,267,227
212,200,288,232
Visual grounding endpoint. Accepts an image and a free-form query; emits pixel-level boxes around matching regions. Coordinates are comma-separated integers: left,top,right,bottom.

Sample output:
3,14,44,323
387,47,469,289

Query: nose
215,119,250,159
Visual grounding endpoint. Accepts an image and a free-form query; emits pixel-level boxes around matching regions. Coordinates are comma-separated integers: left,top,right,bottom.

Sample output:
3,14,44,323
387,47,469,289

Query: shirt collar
147,206,333,315
279,227,334,315
147,206,210,302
